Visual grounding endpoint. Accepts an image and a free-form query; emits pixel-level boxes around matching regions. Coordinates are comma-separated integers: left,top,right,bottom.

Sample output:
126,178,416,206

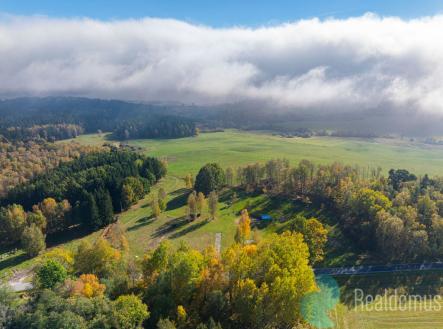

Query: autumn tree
151,197,161,219
26,209,47,232
187,192,198,220
37,198,71,234
185,174,194,189
158,188,167,212
157,318,176,329
42,247,74,272
74,238,121,277
376,210,406,260
235,209,251,244
226,232,316,328
121,184,136,210
143,244,205,326
0,204,27,246
208,191,218,220
289,216,328,263
113,294,150,329
197,192,206,217
69,274,106,298
346,188,392,248
21,223,46,257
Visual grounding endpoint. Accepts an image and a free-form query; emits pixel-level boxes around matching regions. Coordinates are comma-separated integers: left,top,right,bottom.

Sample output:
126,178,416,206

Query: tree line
111,116,198,140
226,159,443,261
0,124,84,142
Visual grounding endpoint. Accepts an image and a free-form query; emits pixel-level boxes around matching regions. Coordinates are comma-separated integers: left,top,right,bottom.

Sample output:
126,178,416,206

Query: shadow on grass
0,253,28,272
166,192,189,211
152,216,189,238
219,188,254,204
127,216,155,232
170,188,190,196
46,225,92,248
169,219,209,239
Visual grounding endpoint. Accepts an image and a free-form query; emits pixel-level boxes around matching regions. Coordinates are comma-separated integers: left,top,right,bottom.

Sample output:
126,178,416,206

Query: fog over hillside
2,14,443,135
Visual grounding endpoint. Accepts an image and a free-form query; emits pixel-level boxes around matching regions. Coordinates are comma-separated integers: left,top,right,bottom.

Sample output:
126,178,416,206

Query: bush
37,259,67,289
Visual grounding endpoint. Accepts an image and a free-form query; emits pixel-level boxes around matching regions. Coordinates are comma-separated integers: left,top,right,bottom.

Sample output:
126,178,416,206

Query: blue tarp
260,214,272,221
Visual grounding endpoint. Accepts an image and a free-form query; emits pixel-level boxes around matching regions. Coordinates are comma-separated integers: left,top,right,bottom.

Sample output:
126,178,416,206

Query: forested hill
0,97,198,141
0,149,167,246
110,116,197,140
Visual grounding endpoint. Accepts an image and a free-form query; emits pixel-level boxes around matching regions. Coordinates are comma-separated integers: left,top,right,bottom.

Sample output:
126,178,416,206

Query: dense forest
0,98,197,141
0,124,84,142
111,116,197,140
0,149,167,248
0,140,101,197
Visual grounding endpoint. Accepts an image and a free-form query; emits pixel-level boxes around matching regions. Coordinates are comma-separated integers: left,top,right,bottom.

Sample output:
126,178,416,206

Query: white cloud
1,13,443,113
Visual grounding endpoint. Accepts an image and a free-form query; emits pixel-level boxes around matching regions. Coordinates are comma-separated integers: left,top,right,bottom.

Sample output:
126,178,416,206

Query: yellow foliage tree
235,209,251,244
42,247,74,272
74,238,121,277
185,174,194,189
177,305,187,323
70,274,106,298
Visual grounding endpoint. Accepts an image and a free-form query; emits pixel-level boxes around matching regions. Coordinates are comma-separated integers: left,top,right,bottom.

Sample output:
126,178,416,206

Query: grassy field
328,270,443,328
74,130,443,176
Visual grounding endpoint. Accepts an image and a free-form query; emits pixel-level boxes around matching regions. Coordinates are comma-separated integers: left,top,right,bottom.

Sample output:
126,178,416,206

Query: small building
260,214,272,221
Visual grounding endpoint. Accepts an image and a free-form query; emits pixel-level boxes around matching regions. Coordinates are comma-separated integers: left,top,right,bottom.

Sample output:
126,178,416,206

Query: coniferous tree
83,192,100,230
95,189,114,228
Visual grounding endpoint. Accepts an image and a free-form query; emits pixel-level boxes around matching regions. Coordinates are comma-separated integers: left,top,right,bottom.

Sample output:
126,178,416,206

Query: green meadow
76,130,443,177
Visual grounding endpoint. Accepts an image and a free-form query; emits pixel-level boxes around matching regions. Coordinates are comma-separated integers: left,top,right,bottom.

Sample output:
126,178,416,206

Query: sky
1,1,443,114
1,0,442,26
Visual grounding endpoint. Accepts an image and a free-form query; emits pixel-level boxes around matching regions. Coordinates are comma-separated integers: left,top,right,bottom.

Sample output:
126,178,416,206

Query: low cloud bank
1,14,443,113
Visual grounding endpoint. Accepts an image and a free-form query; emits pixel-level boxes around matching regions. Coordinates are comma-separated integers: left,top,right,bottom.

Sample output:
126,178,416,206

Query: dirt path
7,269,33,292
215,233,222,254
